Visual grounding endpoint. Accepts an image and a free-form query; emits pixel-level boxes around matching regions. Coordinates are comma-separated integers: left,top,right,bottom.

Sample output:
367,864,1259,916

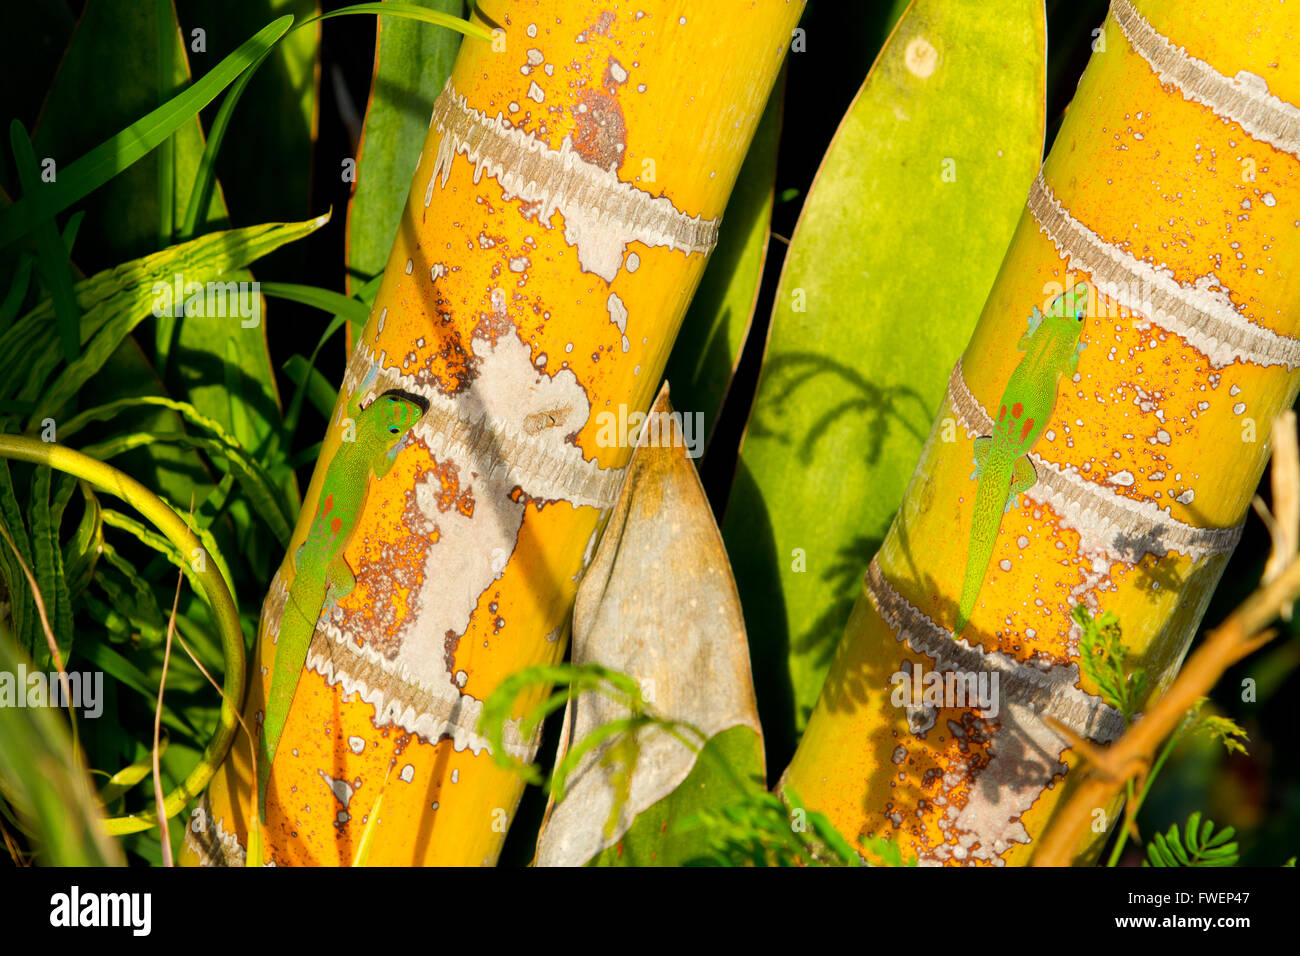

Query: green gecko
257,384,428,823
954,281,1089,637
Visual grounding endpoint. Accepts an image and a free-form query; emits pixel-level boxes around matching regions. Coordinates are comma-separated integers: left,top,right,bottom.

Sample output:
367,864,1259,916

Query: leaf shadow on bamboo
665,78,776,445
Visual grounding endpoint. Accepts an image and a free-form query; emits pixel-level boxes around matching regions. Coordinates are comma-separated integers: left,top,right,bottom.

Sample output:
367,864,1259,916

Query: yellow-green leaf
722,0,1046,755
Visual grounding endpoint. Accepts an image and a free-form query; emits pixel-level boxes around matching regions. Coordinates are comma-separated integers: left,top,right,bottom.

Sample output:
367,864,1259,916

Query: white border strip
1029,174,1300,370
428,80,717,281
308,621,535,761
1113,0,1300,159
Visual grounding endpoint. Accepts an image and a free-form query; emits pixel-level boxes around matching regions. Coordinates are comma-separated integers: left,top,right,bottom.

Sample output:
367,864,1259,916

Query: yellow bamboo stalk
184,0,802,866
782,0,1300,866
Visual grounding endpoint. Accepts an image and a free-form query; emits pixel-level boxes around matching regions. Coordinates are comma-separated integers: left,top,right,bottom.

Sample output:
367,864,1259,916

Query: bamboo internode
783,0,1300,866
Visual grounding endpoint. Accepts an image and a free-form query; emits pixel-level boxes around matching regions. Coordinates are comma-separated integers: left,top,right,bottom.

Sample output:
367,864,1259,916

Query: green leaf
85,428,292,549
99,739,168,805
663,77,781,447
28,467,72,668
260,281,372,324
274,273,382,463
1143,814,1239,867
283,354,341,421
9,121,80,361
1072,604,1147,724
0,460,38,660
0,15,292,251
344,0,463,290
180,1,488,245
586,726,764,867
60,393,293,553
0,624,124,865
722,0,1046,749
176,0,319,237
63,479,102,599
12,215,327,427
27,0,247,442
71,638,199,741
72,337,218,525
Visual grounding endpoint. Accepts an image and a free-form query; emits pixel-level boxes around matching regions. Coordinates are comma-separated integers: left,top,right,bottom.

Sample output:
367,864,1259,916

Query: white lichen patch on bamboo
606,291,630,352
948,360,1243,561
866,560,1123,864
316,338,620,759
1029,174,1300,370
342,339,623,510
1112,0,1300,160
427,80,718,281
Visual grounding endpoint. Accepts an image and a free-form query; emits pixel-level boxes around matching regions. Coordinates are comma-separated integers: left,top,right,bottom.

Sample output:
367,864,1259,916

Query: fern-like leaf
1143,812,1239,867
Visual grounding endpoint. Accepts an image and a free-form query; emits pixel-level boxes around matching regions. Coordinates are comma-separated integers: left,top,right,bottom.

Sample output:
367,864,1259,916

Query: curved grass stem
0,435,245,835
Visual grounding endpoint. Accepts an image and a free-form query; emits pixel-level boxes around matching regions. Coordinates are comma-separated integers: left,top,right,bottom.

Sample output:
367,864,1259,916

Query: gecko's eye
388,425,400,435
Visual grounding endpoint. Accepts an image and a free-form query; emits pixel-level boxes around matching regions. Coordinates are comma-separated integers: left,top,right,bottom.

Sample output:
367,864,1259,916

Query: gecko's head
376,388,429,442
1038,281,1090,349
1045,281,1090,324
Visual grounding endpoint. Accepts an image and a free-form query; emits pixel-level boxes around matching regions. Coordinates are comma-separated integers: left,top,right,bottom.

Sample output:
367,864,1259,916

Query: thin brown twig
154,570,183,868
1032,414,1300,866
169,621,262,864
0,810,27,866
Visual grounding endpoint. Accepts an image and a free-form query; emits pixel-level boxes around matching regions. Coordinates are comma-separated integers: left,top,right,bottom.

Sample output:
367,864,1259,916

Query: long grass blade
0,17,293,251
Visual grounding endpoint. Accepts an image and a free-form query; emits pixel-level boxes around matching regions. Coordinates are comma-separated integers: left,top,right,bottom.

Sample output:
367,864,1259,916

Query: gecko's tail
955,536,991,639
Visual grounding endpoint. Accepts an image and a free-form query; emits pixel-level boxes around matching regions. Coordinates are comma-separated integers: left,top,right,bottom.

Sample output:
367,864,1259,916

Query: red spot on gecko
1012,402,1024,418
998,404,1006,423
322,493,334,514
331,517,342,535
1021,417,1035,442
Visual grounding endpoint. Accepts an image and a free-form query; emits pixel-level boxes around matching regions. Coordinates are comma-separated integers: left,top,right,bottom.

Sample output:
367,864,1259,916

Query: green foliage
1143,812,1239,868
1072,604,1148,725
0,17,293,251
345,0,464,290
0,623,124,866
678,787,915,868
479,662,697,801
1181,699,1249,757
0,2,480,864
483,661,910,868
